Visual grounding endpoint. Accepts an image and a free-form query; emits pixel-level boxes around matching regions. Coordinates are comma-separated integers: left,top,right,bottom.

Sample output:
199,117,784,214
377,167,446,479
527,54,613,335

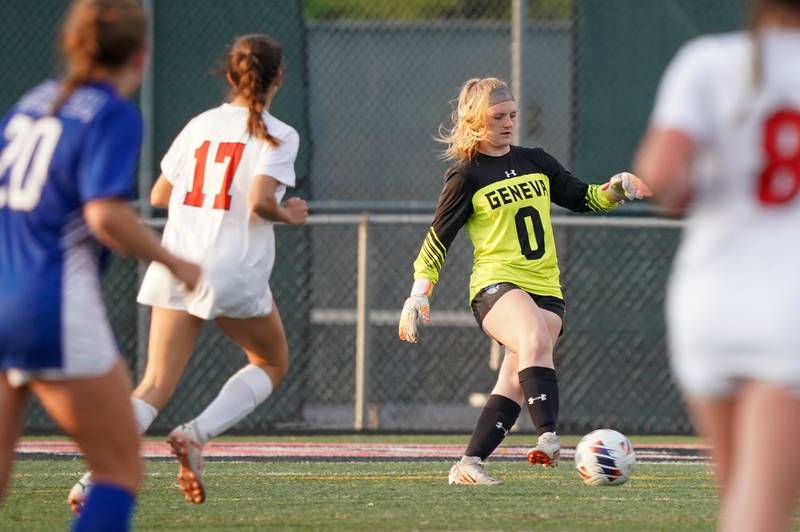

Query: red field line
15,440,707,462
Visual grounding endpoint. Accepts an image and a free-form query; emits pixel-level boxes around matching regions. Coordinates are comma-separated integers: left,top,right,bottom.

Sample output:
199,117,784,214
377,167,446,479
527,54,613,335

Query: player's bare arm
634,128,695,211
83,199,201,291
150,174,172,208
249,174,308,225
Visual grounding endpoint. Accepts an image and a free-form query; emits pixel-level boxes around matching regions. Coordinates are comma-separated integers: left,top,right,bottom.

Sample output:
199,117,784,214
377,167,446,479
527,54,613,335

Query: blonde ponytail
436,77,510,164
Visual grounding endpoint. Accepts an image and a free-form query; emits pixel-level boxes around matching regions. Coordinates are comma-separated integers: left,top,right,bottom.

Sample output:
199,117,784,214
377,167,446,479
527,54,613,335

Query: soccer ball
574,429,635,486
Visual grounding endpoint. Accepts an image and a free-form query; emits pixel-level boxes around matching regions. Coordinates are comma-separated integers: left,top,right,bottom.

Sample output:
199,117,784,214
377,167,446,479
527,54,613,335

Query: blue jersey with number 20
0,80,142,371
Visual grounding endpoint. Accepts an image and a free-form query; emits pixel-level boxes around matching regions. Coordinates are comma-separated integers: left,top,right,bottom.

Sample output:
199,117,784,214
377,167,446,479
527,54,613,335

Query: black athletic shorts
470,282,566,336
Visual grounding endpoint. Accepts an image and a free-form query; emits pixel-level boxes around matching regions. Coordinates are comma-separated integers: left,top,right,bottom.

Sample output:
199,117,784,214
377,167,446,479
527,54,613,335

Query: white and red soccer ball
574,429,635,486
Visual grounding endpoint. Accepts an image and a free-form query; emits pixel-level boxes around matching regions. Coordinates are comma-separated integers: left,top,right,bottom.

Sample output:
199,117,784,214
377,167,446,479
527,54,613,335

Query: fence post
512,0,526,146
137,0,155,380
354,213,371,431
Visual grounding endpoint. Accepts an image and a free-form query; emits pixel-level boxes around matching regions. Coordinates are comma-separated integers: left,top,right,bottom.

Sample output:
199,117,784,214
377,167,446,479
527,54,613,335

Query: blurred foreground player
0,1,200,530
636,1,800,529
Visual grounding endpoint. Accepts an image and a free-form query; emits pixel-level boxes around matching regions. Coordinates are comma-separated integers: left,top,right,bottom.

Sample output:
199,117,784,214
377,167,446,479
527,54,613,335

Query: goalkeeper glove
398,279,433,343
603,172,652,201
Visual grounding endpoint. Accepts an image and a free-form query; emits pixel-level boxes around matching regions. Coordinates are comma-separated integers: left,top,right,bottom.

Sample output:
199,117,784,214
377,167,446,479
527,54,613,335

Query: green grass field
3,435,718,531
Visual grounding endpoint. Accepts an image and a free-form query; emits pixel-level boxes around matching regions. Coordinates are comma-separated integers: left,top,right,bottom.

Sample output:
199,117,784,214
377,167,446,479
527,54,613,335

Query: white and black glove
604,172,652,201
398,279,433,343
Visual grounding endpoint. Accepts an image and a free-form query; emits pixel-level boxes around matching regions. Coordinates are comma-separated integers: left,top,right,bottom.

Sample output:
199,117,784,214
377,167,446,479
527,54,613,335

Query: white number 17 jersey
137,104,299,319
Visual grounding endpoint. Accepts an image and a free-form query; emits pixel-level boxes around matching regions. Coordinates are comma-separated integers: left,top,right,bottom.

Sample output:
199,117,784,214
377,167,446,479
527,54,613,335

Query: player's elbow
84,200,122,241
251,196,280,221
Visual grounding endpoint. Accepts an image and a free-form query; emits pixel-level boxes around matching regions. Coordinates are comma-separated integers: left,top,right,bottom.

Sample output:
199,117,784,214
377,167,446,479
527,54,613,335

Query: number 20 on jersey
0,115,62,211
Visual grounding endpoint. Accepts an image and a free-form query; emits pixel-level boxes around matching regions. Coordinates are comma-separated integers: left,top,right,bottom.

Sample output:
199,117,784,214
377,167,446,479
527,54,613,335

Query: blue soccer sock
72,483,135,532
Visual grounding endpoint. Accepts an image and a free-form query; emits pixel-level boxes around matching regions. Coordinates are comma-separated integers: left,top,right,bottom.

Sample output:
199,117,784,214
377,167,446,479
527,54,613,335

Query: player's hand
398,279,433,343
606,172,652,201
169,258,202,292
282,197,309,225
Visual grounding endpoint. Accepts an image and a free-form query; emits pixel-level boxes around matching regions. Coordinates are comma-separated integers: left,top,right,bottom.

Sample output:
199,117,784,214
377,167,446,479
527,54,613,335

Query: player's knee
264,360,288,387
517,334,553,366
250,343,289,385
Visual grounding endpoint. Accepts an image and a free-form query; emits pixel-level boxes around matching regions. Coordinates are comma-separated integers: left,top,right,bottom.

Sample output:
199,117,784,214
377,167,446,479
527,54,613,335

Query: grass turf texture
3,458,716,530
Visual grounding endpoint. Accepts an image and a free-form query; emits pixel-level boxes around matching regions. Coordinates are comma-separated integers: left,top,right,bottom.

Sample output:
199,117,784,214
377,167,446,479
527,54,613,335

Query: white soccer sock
131,397,158,435
193,364,273,442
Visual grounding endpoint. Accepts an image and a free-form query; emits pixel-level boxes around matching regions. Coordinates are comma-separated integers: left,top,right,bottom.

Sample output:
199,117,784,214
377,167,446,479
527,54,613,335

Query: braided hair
226,34,283,147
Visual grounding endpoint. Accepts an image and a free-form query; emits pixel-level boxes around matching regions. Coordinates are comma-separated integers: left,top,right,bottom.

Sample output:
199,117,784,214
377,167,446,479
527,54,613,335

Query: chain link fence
306,2,572,205
24,215,686,435
1,0,749,434
306,215,687,434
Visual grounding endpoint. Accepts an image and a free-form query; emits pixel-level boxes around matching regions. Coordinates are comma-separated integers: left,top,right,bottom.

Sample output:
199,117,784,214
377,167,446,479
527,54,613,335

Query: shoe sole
167,433,206,504
528,449,560,468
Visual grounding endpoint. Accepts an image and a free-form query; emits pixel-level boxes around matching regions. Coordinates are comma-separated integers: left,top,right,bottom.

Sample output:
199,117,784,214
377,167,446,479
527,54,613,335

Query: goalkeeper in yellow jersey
398,77,651,485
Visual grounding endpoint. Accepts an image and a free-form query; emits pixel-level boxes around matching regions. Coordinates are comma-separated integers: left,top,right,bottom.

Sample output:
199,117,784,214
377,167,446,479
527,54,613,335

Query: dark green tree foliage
304,0,572,21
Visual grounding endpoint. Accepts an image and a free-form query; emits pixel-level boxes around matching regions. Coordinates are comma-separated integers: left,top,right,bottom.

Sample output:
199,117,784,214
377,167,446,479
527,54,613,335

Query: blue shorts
0,243,119,387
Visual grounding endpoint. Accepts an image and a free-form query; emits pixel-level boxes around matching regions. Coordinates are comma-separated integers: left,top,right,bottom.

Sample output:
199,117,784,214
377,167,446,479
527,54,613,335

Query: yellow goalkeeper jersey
413,146,617,302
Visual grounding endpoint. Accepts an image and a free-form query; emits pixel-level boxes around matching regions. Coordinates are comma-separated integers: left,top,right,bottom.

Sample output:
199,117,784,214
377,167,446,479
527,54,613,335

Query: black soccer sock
464,394,521,460
518,366,559,435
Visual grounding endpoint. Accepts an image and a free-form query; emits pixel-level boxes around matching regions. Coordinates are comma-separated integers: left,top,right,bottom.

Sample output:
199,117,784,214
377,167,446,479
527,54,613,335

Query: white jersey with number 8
651,30,800,395
137,104,299,319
